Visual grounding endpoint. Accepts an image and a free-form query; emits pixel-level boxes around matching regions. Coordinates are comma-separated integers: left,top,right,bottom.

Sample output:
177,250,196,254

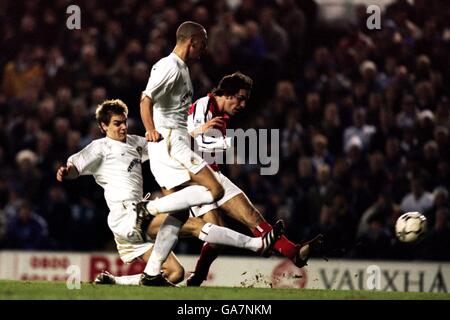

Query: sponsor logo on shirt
127,158,141,172
181,90,193,107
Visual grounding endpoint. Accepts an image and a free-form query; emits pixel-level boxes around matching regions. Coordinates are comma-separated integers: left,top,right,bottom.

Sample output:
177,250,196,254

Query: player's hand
145,129,163,142
200,117,225,133
56,164,72,182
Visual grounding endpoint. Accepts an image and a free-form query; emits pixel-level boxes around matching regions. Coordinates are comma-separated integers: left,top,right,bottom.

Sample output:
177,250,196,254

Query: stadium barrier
0,250,448,293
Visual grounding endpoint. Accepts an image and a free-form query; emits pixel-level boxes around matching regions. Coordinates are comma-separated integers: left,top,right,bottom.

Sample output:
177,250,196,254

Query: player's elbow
140,94,151,110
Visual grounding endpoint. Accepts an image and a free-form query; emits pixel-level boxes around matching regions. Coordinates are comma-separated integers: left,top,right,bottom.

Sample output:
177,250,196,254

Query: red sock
252,221,272,237
274,236,297,259
192,242,219,280
252,221,297,259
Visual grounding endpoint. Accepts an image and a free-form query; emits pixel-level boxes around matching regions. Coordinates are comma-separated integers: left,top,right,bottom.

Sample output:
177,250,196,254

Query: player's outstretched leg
186,220,285,286
218,194,299,261
220,194,325,267
252,220,298,258
292,234,327,268
258,220,285,257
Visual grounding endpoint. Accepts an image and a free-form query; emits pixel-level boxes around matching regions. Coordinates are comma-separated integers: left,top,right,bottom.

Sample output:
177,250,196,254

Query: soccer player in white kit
138,21,244,286
57,99,283,286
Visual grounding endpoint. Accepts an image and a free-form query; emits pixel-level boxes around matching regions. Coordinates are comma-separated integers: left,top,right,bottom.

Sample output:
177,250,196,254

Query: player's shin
199,223,262,252
144,215,183,276
187,242,220,286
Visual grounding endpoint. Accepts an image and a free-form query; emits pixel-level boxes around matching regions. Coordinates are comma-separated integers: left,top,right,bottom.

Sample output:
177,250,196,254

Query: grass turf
0,280,449,300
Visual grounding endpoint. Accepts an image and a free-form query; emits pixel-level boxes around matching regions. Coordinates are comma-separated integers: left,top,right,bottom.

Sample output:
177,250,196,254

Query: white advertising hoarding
0,251,448,293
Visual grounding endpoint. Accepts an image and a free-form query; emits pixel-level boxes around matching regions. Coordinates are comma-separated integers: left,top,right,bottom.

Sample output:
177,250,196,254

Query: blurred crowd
0,0,449,260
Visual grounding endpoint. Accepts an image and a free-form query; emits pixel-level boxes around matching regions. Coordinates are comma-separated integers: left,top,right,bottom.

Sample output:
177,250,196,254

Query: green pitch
0,280,448,300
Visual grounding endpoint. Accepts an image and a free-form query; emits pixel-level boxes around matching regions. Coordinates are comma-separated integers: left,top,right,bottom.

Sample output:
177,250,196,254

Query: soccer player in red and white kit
186,72,325,286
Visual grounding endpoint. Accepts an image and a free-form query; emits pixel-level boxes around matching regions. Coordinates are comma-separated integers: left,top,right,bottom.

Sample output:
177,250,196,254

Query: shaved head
176,21,206,43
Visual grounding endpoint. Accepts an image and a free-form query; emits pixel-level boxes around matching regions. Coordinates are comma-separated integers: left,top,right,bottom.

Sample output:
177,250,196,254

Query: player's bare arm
56,163,79,182
140,94,163,142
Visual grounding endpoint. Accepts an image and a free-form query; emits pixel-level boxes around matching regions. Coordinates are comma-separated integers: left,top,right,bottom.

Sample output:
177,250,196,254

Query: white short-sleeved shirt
68,135,154,263
68,135,148,209
142,53,193,131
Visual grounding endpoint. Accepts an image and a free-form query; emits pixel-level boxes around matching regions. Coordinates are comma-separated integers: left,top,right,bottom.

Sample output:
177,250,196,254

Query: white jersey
142,53,193,131
67,135,148,209
68,135,152,263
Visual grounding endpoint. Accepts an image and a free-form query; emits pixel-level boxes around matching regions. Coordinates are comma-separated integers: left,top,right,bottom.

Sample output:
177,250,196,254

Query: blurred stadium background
0,0,449,293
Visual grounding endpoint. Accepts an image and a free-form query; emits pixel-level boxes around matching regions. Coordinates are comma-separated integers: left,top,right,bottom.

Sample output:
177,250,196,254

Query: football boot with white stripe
259,219,285,257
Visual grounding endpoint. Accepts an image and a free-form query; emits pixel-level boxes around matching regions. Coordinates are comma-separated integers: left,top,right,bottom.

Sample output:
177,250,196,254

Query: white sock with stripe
198,223,262,252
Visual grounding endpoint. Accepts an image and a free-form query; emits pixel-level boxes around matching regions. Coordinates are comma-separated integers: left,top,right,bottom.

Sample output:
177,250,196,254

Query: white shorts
148,128,207,189
107,201,153,264
190,171,243,217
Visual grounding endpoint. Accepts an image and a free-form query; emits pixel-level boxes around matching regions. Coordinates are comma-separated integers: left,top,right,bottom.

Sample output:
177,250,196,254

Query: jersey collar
170,52,187,68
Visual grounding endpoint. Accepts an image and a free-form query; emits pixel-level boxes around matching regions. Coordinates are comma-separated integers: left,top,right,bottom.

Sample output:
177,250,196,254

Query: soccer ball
395,212,427,243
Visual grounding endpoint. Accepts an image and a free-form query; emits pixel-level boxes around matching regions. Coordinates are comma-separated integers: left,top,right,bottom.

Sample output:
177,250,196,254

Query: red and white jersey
187,94,231,171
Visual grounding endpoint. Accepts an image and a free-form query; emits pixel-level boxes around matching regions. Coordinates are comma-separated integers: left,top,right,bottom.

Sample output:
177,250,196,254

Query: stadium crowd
0,0,449,260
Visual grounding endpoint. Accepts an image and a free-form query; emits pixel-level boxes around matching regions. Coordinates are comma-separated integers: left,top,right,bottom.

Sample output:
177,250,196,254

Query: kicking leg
147,211,272,253
220,193,299,260
142,166,224,215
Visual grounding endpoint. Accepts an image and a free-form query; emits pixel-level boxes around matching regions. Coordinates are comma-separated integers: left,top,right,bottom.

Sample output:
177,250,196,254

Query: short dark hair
95,99,128,133
176,21,205,43
213,72,253,96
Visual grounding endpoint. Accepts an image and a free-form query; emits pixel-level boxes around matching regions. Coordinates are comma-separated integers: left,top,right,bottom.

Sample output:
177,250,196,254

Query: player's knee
193,218,206,235
210,184,224,201
167,266,185,284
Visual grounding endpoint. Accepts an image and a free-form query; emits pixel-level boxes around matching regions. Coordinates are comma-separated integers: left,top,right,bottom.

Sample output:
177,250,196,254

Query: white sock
144,215,183,276
146,185,214,214
198,223,262,252
114,274,140,286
